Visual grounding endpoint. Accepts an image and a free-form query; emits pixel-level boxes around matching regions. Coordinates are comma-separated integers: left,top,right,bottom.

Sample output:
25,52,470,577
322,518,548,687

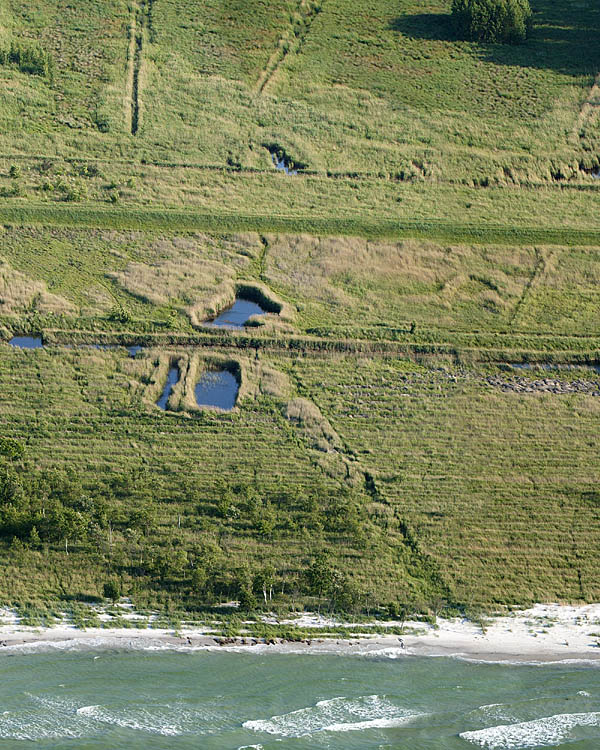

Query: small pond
205,298,266,328
156,366,179,410
7,337,142,357
79,344,143,357
272,153,298,175
195,370,238,411
9,336,43,349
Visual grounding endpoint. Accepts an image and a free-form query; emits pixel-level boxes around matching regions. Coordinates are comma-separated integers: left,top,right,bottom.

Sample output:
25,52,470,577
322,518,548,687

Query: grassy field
0,0,599,223
1,226,600,343
0,0,598,618
295,354,600,605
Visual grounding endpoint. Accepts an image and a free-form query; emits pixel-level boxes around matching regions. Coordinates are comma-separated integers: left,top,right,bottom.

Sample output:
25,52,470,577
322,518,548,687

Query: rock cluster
486,375,600,396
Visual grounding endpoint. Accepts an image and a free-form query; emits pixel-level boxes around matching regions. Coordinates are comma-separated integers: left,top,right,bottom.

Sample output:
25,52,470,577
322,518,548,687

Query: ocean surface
1,645,600,749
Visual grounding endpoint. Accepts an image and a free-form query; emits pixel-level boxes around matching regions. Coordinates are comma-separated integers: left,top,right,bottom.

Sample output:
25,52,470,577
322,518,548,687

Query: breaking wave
243,694,422,737
460,711,600,748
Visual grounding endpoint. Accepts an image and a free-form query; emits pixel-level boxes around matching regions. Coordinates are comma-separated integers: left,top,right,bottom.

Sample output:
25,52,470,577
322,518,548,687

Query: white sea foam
471,703,517,724
0,693,223,740
76,705,99,716
0,696,97,741
460,711,600,748
359,647,409,659
323,716,419,732
79,702,222,736
243,694,421,737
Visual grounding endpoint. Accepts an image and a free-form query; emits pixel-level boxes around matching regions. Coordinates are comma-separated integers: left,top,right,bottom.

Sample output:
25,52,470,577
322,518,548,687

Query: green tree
28,525,41,549
0,438,24,460
44,504,86,554
305,551,333,602
234,565,257,610
451,0,532,44
328,570,359,613
254,564,276,605
238,586,257,611
103,579,121,603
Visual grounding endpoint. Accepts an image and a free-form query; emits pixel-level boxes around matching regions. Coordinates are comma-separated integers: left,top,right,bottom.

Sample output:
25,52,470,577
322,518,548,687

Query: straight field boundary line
2,204,600,247
40,327,600,362
3,154,600,193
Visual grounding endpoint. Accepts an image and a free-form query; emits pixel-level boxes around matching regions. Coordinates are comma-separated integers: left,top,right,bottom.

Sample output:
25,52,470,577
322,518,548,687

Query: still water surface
206,299,266,328
156,367,179,410
195,370,238,410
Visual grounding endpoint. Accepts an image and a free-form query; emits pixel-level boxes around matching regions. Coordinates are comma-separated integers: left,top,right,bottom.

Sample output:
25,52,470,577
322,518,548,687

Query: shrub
103,580,121,603
451,0,532,44
0,42,55,77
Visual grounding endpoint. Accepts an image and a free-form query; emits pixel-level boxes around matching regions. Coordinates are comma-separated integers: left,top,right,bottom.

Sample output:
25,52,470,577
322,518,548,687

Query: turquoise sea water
1,646,600,749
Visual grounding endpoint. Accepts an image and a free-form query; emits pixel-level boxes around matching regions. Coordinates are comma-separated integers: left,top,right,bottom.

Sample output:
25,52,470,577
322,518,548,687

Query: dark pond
82,344,143,358
156,366,179,410
205,298,266,328
272,153,298,175
195,370,238,411
7,338,143,357
9,336,43,349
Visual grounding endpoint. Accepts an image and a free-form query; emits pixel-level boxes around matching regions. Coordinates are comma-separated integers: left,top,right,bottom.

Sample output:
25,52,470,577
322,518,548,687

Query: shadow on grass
389,2,600,77
389,12,455,42
60,592,104,604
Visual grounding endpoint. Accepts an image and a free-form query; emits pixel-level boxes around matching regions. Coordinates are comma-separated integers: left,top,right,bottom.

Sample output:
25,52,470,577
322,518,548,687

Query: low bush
451,0,532,43
0,41,55,78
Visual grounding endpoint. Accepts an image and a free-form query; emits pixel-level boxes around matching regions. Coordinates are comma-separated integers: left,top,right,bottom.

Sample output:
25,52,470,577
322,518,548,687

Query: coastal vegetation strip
0,345,598,609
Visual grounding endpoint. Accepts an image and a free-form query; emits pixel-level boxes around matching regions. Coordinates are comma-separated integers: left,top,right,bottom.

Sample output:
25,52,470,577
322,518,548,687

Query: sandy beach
2,603,600,663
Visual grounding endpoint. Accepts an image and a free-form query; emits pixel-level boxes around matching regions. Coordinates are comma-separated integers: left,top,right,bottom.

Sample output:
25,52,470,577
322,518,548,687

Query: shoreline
2,603,600,664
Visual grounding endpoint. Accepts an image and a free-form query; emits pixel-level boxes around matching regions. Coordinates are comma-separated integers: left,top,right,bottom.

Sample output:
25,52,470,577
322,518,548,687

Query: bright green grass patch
295,353,600,605
2,188,600,245
0,0,598,187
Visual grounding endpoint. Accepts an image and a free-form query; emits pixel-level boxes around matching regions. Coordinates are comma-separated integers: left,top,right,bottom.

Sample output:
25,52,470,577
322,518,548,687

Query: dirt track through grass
508,248,550,328
125,3,137,133
255,0,322,94
130,0,151,134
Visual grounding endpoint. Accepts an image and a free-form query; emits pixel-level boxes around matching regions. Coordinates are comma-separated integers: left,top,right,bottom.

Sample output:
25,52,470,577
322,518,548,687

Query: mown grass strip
2,204,600,247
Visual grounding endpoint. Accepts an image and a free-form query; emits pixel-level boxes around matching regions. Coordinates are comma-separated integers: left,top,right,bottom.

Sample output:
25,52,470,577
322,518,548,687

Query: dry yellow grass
285,397,342,454
0,259,76,316
265,234,537,329
107,233,274,326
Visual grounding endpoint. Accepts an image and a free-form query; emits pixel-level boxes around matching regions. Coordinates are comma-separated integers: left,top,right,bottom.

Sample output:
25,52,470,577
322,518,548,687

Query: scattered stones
486,375,600,396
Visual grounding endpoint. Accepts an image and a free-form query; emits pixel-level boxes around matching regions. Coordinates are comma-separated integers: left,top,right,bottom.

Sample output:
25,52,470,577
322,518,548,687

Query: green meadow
0,0,598,618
